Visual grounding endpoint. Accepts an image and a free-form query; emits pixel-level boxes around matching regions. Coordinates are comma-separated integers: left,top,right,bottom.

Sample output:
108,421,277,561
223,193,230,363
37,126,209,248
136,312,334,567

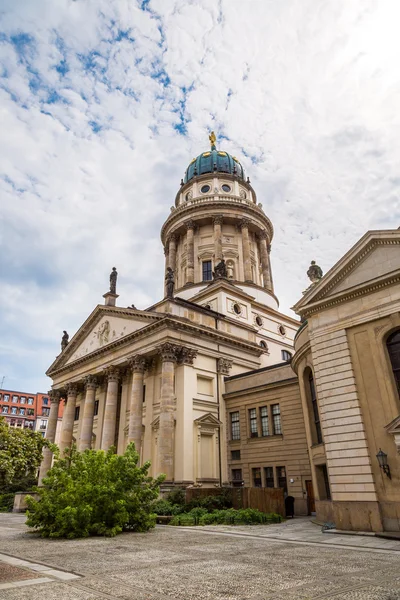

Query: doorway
305,480,315,514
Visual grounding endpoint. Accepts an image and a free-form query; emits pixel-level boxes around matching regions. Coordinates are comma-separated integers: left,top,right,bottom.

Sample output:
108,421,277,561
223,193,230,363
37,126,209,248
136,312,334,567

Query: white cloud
1,0,400,391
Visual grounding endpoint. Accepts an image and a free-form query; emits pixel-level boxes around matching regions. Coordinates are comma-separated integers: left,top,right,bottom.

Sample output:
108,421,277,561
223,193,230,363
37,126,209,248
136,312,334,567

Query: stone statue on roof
110,267,118,294
307,261,323,283
165,267,175,298
213,259,227,279
61,330,69,351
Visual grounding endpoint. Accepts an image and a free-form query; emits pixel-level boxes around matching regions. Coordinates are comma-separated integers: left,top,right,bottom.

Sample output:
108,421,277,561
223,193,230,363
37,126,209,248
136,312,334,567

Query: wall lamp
376,448,391,479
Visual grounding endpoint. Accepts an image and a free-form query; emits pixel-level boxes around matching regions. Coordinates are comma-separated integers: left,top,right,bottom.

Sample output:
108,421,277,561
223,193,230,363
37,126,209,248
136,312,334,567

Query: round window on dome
221,184,231,193
233,303,242,315
255,315,263,327
259,340,268,350
201,184,211,194
278,325,287,336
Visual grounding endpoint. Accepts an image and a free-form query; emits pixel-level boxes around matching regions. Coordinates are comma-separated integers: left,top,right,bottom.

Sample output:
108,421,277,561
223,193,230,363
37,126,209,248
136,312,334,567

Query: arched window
309,371,323,444
387,330,400,395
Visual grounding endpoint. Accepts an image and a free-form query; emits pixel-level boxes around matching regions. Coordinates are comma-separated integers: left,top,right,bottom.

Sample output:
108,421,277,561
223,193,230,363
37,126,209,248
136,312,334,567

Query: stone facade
292,230,400,532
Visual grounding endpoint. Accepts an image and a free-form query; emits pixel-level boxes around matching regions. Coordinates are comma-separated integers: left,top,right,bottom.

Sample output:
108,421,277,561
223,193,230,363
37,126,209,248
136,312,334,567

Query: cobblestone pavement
1,514,400,599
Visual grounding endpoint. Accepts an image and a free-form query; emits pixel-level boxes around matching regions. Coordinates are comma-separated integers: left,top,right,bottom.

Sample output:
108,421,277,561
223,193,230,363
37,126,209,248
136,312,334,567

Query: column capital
178,347,198,365
239,218,251,230
49,389,61,404
84,375,98,390
257,230,269,241
212,215,223,226
185,219,195,231
128,355,147,373
217,357,233,375
104,366,120,383
168,233,176,244
157,342,180,363
66,382,79,397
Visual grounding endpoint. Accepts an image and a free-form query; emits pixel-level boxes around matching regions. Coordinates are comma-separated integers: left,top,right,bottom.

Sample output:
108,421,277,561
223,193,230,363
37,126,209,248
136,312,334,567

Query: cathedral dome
184,133,245,183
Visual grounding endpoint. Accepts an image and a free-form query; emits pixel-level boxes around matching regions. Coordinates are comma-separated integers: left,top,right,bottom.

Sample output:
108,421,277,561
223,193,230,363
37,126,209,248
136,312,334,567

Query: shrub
0,493,15,513
151,499,183,516
26,443,165,538
165,488,185,506
170,508,283,527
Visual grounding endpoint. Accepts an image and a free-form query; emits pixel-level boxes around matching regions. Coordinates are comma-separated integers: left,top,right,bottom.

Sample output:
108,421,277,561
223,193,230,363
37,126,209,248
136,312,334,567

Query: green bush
151,499,183,516
170,508,283,527
165,488,185,506
26,443,165,538
0,493,15,513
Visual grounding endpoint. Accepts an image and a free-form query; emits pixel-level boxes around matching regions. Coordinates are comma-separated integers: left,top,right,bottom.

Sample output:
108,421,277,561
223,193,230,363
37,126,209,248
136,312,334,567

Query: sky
1,0,400,393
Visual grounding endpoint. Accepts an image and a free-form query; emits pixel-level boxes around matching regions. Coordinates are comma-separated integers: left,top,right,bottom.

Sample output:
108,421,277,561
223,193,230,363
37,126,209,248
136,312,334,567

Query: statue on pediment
213,259,227,279
307,261,323,283
110,267,118,294
97,320,110,346
61,330,69,351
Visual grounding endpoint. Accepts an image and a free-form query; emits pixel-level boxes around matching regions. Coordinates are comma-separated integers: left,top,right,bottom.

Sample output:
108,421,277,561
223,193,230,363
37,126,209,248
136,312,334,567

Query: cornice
161,199,273,244
223,377,298,400
47,315,264,378
300,271,400,318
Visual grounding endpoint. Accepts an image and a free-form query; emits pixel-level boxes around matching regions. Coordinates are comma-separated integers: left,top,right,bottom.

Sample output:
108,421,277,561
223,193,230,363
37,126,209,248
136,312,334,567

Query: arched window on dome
387,330,400,396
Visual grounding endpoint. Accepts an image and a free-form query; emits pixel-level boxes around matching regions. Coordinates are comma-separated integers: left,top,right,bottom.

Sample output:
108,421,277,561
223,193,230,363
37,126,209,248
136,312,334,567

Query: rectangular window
12,395,18,403
27,397,34,405
249,408,258,437
202,260,213,281
19,408,25,415
27,408,34,416
42,408,50,417
232,468,242,481
281,350,292,362
272,404,282,435
143,384,146,403
309,374,323,444
42,397,49,405
11,406,17,415
230,411,240,440
10,419,16,426
252,467,262,488
40,420,47,429
264,467,274,488
4,394,9,401
322,465,331,501
94,400,99,416
74,406,80,421
20,396,26,404
277,466,287,494
2,406,9,414
260,406,269,436
231,450,241,460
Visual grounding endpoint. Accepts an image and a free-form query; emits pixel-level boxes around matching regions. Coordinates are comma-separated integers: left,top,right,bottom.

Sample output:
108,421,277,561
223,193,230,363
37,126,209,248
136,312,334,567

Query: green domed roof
184,134,245,183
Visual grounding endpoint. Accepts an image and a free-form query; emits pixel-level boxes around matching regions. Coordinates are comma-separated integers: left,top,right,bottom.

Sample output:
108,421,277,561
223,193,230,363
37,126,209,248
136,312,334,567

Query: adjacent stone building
292,230,400,531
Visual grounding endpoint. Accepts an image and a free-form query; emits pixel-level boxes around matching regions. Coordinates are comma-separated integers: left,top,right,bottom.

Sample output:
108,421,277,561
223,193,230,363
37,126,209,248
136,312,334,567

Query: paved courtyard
1,514,400,599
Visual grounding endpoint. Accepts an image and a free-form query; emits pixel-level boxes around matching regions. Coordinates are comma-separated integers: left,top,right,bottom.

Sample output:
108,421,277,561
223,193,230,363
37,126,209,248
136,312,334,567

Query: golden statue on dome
209,131,216,149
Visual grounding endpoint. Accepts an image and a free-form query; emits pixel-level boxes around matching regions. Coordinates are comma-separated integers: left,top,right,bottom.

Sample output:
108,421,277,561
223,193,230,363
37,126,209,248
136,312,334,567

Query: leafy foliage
165,488,185,506
0,493,15,512
151,499,183,516
169,507,282,526
26,443,165,538
0,416,55,487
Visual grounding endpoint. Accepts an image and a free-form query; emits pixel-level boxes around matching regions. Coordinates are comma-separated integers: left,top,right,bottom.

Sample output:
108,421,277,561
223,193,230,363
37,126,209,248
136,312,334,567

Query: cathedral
40,133,400,534
41,133,298,487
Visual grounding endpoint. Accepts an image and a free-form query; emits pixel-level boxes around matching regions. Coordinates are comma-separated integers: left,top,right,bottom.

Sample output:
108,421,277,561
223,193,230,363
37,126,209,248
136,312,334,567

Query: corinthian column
79,376,97,451
213,215,223,262
101,367,120,451
240,219,253,282
127,355,147,455
168,234,177,273
258,231,273,292
158,343,179,481
38,390,60,485
267,243,274,293
59,383,78,457
186,220,195,284
164,244,169,296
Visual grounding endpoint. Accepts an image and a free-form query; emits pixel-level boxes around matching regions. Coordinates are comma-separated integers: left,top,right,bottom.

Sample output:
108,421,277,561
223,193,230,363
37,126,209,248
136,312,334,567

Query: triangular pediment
385,415,400,435
194,412,221,427
293,230,400,315
48,305,162,373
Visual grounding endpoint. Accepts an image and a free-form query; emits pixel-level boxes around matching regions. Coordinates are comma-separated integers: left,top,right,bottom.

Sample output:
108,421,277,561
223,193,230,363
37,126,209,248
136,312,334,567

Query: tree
0,416,55,487
26,443,165,538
